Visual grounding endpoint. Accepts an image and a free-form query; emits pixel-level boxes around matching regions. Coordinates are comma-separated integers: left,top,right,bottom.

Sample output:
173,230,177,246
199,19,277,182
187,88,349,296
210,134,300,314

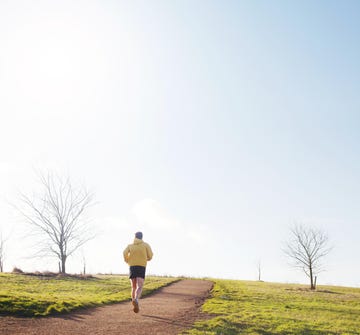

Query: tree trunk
310,266,315,290
61,255,66,274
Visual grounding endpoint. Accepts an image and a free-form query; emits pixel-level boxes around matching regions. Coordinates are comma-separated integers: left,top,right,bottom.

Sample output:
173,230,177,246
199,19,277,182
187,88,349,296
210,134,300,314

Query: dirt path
0,279,213,335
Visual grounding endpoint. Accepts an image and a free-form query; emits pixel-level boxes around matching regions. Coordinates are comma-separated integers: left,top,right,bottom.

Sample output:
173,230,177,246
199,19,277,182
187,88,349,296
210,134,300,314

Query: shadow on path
142,314,195,328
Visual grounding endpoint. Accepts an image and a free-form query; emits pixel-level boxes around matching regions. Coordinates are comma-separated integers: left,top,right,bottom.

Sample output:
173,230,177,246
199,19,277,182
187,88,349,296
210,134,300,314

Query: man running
123,231,153,313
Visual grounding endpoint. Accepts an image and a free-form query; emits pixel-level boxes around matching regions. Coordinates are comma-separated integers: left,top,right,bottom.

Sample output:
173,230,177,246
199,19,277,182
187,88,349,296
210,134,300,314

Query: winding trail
0,279,213,335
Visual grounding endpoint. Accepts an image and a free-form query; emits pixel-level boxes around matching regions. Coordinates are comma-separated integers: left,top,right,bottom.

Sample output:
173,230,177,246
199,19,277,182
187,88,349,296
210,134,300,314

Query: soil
0,279,213,335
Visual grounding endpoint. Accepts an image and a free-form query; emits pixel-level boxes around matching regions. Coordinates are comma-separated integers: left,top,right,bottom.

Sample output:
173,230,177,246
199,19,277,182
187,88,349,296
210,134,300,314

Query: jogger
123,232,153,313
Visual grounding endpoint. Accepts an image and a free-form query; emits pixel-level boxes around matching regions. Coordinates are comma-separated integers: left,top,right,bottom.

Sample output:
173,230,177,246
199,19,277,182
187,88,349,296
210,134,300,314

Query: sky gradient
1,0,360,286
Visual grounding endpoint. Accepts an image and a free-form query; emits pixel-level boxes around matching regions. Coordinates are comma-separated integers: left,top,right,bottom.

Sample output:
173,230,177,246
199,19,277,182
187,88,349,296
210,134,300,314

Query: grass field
184,280,360,335
2,274,360,334
0,273,178,316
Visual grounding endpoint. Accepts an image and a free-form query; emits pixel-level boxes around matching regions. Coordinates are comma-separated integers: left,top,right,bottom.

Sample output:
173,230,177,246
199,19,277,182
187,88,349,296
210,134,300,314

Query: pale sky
1,0,360,287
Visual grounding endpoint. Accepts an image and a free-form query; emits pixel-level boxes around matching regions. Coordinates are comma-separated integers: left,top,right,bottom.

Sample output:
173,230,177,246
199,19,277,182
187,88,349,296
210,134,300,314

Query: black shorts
129,266,146,279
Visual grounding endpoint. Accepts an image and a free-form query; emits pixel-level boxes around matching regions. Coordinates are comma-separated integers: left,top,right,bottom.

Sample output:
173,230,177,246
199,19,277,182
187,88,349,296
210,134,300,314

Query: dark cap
135,231,143,239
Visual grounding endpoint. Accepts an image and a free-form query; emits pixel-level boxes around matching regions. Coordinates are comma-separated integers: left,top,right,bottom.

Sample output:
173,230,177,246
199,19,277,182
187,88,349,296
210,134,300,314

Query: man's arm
123,246,130,263
146,244,153,261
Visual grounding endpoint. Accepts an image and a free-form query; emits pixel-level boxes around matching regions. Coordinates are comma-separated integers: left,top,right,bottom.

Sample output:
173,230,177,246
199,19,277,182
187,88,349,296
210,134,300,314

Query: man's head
135,231,143,240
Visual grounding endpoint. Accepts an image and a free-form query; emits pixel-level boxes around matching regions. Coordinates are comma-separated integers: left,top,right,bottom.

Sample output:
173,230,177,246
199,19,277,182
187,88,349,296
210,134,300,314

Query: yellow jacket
123,238,153,267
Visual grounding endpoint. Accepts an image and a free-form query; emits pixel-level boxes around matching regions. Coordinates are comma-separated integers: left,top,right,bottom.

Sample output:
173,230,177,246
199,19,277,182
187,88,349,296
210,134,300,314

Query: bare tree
284,224,331,290
0,233,5,272
82,254,86,275
257,259,262,281
17,172,95,274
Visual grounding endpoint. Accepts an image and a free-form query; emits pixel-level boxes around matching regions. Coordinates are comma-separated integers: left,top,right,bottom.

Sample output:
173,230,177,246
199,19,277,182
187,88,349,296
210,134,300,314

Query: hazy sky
1,0,360,287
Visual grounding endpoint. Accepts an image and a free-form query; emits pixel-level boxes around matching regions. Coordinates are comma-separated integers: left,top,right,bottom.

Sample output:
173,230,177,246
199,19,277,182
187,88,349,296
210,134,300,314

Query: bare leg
130,278,137,301
135,277,144,300
130,277,141,313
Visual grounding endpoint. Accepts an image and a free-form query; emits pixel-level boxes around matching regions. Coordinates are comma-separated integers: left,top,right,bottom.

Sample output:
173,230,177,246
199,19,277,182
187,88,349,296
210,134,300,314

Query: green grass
0,273,178,316
183,280,360,335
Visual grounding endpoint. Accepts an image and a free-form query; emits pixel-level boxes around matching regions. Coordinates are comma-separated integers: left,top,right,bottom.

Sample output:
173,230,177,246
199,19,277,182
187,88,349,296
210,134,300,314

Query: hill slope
183,279,360,335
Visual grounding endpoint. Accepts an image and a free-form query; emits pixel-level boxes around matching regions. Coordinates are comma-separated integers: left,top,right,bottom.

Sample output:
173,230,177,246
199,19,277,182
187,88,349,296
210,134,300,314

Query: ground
0,279,213,335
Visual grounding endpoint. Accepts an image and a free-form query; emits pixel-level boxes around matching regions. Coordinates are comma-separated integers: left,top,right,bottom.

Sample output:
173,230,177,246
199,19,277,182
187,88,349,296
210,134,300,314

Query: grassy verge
0,273,178,317
183,279,360,335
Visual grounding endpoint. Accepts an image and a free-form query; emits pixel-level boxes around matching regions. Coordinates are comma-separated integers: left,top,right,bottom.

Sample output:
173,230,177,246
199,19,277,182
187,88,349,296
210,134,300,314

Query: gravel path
0,279,213,335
